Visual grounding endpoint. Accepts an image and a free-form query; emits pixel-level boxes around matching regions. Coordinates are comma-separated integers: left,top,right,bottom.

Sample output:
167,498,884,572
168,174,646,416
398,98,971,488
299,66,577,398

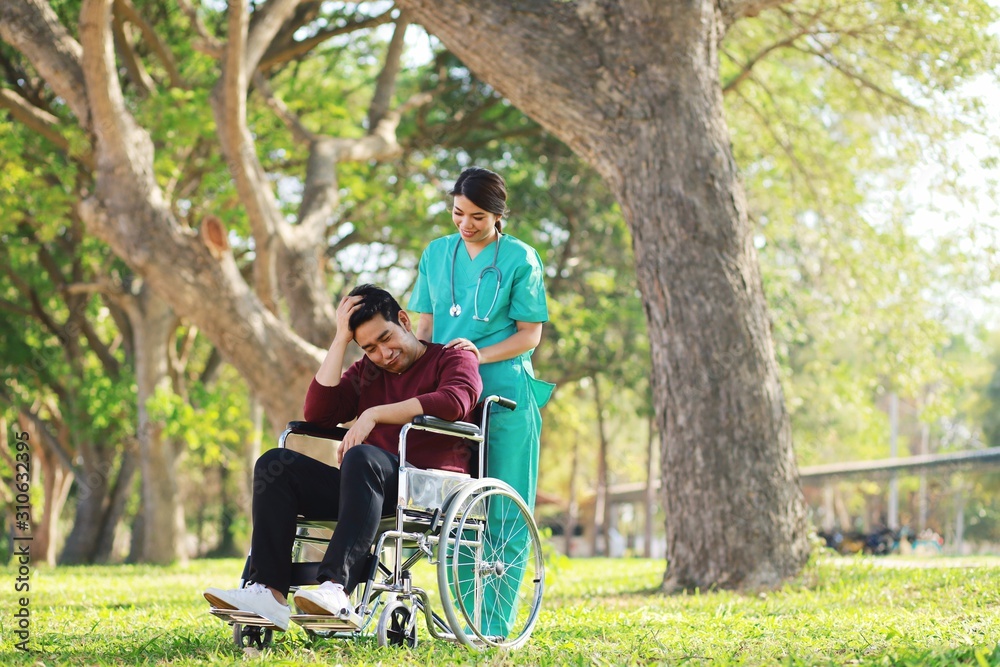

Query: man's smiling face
353,310,423,374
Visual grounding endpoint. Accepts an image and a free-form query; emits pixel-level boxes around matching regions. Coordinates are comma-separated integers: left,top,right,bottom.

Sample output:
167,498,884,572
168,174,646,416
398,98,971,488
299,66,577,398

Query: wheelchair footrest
209,607,280,629
291,611,363,632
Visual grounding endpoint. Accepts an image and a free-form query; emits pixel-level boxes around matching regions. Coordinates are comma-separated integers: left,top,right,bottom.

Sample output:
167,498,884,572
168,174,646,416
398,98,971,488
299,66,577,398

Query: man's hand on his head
334,294,364,344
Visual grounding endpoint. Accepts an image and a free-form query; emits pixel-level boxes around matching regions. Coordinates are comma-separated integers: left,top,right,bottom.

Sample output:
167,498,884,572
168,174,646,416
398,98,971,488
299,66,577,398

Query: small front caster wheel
376,600,417,648
233,623,273,649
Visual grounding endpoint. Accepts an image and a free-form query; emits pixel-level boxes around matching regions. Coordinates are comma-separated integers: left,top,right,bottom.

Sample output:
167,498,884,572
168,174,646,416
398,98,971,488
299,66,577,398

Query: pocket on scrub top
471,317,494,338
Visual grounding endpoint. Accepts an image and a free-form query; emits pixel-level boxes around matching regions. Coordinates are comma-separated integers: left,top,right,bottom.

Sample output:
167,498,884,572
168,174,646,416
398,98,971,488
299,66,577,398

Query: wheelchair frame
210,394,545,651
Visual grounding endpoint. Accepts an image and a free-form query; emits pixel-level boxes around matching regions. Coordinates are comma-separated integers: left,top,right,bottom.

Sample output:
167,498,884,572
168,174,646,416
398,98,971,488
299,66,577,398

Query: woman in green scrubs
409,166,554,637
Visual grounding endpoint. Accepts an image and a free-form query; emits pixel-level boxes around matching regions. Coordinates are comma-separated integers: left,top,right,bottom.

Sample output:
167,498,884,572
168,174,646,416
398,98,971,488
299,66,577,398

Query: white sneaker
293,581,354,617
204,583,290,631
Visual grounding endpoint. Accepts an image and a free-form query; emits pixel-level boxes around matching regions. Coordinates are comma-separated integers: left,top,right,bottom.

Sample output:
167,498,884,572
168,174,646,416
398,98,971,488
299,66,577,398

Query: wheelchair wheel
376,599,417,648
233,622,272,649
437,478,544,650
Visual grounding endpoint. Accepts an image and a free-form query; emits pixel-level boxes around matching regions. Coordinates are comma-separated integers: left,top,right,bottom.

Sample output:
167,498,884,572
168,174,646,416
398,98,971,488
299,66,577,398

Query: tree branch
0,259,67,349
177,0,223,57
252,72,314,144
79,0,164,202
792,43,916,110
0,297,34,318
112,5,155,97
392,0,608,160
59,274,126,380
63,277,127,301
16,407,77,473
0,0,91,128
367,11,411,131
212,0,287,313
166,317,190,399
732,81,820,204
113,0,185,89
0,87,95,169
252,10,422,345
259,9,395,71
198,346,223,386
244,0,303,76
722,24,815,95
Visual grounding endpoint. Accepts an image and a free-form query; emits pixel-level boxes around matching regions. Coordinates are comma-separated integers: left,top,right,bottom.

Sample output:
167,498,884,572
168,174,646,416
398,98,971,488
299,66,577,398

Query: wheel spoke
437,480,545,650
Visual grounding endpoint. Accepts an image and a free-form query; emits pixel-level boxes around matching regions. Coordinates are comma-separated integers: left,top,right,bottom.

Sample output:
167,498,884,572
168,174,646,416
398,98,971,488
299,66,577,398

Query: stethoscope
450,233,502,322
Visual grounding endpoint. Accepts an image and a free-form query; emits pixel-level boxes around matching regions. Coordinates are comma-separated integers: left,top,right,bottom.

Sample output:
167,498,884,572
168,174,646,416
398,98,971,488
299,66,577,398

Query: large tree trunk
36,443,73,565
14,414,74,566
131,287,186,564
209,463,242,558
59,428,139,564
60,442,112,564
622,111,808,588
396,0,808,588
591,376,610,557
564,438,580,557
92,445,138,562
644,411,656,558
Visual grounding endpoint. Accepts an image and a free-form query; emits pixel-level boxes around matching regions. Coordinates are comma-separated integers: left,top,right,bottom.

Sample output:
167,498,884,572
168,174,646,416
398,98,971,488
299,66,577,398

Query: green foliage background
1,0,1000,562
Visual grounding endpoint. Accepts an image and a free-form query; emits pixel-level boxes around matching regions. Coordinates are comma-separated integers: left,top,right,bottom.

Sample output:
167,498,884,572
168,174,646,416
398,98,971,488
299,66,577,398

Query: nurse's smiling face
453,195,500,250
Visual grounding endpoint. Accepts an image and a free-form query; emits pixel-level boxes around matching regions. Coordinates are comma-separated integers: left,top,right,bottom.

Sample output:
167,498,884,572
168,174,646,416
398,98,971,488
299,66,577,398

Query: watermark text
11,429,32,652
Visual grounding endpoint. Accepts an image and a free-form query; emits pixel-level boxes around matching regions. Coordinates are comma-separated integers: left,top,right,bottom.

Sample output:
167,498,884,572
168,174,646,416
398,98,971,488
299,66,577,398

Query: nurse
409,166,554,636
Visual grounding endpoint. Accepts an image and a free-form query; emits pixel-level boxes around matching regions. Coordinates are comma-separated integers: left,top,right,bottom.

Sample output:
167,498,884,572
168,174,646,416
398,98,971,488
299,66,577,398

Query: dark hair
449,166,508,233
347,284,402,332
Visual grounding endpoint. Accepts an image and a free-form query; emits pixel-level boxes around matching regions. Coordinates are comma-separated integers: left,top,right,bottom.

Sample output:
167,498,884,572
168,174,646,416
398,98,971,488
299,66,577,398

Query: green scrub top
409,233,555,409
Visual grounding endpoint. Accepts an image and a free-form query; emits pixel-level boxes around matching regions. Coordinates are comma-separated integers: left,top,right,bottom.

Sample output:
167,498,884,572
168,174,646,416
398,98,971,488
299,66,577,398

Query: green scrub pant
456,385,544,637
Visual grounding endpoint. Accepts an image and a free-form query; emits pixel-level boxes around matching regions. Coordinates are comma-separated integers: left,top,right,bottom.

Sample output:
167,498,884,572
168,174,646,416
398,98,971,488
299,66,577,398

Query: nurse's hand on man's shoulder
445,338,481,362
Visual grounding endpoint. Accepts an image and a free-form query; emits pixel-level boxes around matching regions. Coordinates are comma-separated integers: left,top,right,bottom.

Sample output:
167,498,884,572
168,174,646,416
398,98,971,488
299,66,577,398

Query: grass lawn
1,552,999,665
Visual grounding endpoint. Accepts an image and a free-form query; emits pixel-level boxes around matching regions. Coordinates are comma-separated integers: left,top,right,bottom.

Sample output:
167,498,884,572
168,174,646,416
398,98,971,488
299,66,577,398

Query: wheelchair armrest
411,415,481,438
285,421,349,442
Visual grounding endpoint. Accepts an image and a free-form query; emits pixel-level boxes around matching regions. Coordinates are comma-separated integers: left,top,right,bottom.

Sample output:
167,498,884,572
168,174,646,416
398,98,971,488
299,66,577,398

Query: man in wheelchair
204,284,482,631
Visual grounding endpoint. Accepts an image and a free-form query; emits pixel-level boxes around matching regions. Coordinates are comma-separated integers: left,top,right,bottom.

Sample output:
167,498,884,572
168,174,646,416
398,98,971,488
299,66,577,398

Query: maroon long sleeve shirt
303,343,482,473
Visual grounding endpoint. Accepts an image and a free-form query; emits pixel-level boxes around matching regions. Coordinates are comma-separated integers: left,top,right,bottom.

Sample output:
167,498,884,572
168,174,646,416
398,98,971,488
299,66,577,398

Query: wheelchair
209,395,545,651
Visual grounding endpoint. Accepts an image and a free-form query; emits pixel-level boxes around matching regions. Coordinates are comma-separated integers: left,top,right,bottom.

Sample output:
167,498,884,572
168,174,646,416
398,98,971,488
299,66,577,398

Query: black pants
247,444,398,596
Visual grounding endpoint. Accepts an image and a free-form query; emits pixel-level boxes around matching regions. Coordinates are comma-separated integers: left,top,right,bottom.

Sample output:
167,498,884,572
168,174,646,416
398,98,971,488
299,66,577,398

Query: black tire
376,600,417,648
232,622,273,649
